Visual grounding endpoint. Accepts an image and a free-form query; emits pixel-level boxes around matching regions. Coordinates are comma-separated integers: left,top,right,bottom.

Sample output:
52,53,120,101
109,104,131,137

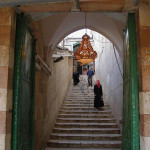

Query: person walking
73,70,80,85
94,80,104,110
87,68,94,86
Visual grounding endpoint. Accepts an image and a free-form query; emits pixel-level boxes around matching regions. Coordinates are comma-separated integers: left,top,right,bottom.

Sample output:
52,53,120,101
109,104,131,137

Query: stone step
65,95,94,98
59,110,112,115
53,128,120,134
47,82,121,150
64,99,94,101
63,100,108,105
47,139,121,148
55,122,118,128
46,148,121,150
61,104,109,107
64,100,95,102
64,100,107,102
65,96,94,99
65,94,92,95
63,101,94,104
60,107,108,111
50,133,122,141
56,118,116,123
58,114,113,118
66,93,94,95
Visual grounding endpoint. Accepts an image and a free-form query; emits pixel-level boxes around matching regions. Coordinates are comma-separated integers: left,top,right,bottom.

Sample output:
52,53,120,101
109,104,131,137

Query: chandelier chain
85,12,87,31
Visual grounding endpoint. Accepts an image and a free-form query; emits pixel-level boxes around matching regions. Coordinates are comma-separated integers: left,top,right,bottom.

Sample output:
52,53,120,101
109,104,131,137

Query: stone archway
40,12,127,62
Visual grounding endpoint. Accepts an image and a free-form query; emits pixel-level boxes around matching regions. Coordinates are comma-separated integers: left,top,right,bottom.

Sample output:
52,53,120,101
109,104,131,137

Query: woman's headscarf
96,80,100,88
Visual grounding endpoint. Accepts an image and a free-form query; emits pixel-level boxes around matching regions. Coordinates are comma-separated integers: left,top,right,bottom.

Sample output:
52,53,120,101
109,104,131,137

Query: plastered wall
94,33,123,130
31,21,73,150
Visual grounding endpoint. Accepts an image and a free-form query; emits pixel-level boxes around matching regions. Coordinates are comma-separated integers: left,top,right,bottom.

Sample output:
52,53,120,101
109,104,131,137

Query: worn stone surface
139,5,150,27
0,46,10,66
0,89,7,111
0,112,6,134
0,25,11,46
140,26,150,47
0,134,5,150
141,47,150,66
140,92,150,115
142,65,150,91
0,111,11,134
140,136,150,150
140,114,150,136
5,134,11,150
0,66,8,89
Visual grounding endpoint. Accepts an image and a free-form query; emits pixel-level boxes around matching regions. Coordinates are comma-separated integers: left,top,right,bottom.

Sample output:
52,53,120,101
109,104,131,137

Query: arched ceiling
41,12,127,61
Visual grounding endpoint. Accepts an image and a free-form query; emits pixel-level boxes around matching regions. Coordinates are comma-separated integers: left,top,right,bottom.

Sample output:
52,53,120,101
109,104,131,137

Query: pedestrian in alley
87,68,94,86
94,80,104,110
73,70,80,85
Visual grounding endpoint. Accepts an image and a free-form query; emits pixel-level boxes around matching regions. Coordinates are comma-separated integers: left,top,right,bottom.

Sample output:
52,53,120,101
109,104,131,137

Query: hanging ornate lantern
74,33,97,64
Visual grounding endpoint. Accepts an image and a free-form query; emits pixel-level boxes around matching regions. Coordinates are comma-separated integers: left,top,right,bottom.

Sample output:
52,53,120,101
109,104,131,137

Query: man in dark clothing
73,70,79,85
87,68,94,86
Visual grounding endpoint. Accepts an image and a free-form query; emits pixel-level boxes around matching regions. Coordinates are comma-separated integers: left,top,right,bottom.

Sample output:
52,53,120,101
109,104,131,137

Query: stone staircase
46,82,122,150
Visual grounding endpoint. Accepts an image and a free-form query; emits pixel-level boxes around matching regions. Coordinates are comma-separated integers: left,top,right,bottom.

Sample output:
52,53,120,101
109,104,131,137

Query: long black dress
73,71,79,85
94,84,104,108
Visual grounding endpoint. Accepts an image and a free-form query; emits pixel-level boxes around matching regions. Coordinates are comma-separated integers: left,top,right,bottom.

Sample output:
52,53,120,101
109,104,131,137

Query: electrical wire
85,12,87,33
113,45,123,79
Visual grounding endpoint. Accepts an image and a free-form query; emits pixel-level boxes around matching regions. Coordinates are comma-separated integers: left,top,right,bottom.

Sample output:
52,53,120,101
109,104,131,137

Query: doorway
11,12,140,150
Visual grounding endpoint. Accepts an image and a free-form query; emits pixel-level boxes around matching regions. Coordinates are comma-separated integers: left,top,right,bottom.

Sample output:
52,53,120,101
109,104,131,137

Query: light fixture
74,13,97,64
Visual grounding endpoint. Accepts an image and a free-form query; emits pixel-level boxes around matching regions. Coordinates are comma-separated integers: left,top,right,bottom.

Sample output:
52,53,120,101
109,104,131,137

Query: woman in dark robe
94,80,104,110
73,70,79,85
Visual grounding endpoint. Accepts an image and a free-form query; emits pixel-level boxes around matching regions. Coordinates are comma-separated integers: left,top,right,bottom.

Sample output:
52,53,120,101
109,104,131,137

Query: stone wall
31,21,73,150
138,5,150,150
94,34,123,130
0,7,16,150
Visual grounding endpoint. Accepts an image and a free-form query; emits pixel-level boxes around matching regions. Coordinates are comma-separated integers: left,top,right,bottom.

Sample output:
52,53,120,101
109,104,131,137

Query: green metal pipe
128,13,140,150
11,13,24,150
31,39,36,150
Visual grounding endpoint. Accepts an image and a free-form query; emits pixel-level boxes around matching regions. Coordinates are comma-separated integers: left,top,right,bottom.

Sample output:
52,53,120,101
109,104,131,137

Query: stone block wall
139,5,150,150
31,21,73,150
0,7,16,150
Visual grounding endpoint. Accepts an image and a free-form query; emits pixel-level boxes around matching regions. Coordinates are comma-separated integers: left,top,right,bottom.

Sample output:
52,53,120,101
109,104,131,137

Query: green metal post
31,39,36,150
11,13,24,150
128,13,140,150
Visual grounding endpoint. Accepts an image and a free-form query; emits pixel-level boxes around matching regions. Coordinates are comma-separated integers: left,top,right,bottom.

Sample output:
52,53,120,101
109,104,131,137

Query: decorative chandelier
74,13,97,64
74,33,97,64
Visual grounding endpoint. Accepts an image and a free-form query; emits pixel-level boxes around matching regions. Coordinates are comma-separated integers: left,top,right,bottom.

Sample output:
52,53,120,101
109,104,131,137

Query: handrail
36,54,51,75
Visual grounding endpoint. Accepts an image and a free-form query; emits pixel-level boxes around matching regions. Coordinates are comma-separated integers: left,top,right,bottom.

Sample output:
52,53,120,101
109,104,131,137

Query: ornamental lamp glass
74,33,97,64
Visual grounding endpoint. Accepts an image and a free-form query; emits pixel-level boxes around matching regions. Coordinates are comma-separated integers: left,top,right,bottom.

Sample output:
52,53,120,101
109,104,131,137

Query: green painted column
11,13,24,150
31,39,36,150
122,13,140,150
128,13,140,150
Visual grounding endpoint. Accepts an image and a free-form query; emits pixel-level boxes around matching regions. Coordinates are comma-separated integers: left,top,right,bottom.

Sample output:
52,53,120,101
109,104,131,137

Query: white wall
93,32,123,130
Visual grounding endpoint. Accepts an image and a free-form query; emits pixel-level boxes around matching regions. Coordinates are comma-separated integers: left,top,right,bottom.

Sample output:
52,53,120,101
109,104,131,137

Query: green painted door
11,13,36,150
122,13,140,150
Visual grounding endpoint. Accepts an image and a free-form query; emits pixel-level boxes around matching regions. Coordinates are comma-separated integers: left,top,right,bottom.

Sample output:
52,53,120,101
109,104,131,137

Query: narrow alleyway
46,75,122,150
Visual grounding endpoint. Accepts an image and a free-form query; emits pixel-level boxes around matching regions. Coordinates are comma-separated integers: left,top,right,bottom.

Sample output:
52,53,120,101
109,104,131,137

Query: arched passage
59,28,124,131
41,12,127,62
